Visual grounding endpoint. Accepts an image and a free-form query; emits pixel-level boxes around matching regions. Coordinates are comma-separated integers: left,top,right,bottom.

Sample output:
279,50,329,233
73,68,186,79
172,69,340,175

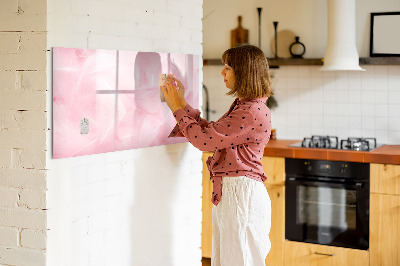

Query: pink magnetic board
52,47,200,159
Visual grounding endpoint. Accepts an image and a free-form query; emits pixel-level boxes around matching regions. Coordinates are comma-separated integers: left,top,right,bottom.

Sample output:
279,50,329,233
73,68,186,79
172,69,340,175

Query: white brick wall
0,227,19,247
0,248,46,266
21,229,47,250
0,0,48,265
46,1,203,266
0,187,19,208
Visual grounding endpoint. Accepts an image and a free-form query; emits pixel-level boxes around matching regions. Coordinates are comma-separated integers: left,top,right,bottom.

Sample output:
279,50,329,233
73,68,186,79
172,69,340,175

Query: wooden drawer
284,241,369,266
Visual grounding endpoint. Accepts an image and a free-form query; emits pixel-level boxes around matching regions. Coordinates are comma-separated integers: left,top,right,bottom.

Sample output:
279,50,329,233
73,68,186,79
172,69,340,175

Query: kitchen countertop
263,139,400,165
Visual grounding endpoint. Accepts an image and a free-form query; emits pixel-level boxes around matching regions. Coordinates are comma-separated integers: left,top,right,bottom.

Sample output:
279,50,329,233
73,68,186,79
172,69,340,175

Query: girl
162,44,273,266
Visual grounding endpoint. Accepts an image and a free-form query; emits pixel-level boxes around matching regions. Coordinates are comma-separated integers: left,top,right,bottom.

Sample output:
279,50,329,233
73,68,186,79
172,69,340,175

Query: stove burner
340,137,377,151
301,135,339,149
294,136,379,151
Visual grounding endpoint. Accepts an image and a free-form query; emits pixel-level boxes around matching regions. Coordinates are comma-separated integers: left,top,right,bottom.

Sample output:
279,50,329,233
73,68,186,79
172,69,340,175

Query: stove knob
305,162,312,171
340,164,347,174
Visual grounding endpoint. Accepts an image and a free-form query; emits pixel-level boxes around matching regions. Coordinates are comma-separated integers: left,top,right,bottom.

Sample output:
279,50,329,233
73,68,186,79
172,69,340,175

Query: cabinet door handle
314,252,335,257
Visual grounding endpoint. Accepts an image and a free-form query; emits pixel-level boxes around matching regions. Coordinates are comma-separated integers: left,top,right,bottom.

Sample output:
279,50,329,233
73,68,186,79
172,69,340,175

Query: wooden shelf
202,59,223,66
268,58,323,67
359,57,400,65
203,58,323,67
203,57,400,67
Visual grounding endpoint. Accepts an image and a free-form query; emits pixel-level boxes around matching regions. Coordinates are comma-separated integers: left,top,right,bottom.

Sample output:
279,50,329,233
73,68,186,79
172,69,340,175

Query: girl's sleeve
168,103,211,137
171,106,256,152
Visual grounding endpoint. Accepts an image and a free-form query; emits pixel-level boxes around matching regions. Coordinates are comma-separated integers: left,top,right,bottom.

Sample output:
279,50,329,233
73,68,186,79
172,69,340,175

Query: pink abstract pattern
52,47,200,159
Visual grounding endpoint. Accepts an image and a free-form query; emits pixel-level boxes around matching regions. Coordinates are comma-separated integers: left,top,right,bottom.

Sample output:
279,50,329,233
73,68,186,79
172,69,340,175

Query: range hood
320,0,365,71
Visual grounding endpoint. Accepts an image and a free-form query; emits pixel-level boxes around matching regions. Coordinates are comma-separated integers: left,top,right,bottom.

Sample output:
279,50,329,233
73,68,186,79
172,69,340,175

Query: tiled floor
202,257,211,266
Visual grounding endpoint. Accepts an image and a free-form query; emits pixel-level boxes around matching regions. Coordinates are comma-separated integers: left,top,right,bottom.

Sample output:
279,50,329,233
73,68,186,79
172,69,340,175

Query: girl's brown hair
221,44,273,99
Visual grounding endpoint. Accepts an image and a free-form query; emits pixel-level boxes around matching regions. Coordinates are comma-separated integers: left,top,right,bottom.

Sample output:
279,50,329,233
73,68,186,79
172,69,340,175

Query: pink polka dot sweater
169,97,272,206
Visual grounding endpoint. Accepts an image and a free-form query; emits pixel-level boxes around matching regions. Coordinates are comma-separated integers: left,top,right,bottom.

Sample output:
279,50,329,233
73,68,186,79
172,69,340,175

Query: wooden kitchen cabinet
262,156,285,266
201,154,286,266
261,156,285,186
264,184,285,266
370,193,400,266
370,163,400,266
284,241,369,266
202,152,213,258
370,163,400,195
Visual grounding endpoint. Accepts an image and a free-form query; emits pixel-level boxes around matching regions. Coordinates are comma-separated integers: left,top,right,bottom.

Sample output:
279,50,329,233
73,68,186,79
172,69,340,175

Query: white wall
203,0,400,58
204,65,400,144
203,0,400,145
203,0,326,59
46,0,203,266
0,1,48,265
271,65,400,144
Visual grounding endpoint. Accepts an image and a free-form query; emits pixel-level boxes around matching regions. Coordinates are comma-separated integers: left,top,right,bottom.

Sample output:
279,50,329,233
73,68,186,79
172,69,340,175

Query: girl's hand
161,79,183,113
168,75,187,108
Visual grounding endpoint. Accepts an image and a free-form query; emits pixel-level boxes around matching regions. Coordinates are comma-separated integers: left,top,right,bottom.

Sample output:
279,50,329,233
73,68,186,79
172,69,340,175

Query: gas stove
289,135,381,151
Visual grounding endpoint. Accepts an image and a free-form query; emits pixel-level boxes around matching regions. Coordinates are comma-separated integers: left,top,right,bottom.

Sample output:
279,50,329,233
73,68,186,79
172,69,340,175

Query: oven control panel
286,158,369,180
318,162,331,173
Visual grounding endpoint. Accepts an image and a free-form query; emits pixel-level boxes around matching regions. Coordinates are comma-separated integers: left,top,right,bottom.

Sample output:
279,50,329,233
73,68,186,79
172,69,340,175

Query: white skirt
212,176,271,266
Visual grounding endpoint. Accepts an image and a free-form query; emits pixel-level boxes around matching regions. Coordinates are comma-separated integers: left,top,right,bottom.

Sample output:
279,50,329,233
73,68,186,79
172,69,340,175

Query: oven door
285,177,369,250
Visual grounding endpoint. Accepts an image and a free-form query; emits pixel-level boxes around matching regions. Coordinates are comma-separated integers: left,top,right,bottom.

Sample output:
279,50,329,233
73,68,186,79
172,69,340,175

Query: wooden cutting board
231,16,249,48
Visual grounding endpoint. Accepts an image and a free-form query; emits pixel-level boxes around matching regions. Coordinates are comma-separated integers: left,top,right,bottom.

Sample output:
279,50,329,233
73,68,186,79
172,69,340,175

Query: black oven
285,158,369,250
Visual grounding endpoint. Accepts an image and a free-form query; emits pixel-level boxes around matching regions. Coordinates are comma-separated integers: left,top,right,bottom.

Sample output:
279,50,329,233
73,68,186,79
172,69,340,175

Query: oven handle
286,177,364,189
313,252,335,257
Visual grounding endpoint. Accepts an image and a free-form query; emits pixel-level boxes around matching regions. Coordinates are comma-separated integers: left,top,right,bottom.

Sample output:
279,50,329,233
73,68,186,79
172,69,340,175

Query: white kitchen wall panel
203,65,400,145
